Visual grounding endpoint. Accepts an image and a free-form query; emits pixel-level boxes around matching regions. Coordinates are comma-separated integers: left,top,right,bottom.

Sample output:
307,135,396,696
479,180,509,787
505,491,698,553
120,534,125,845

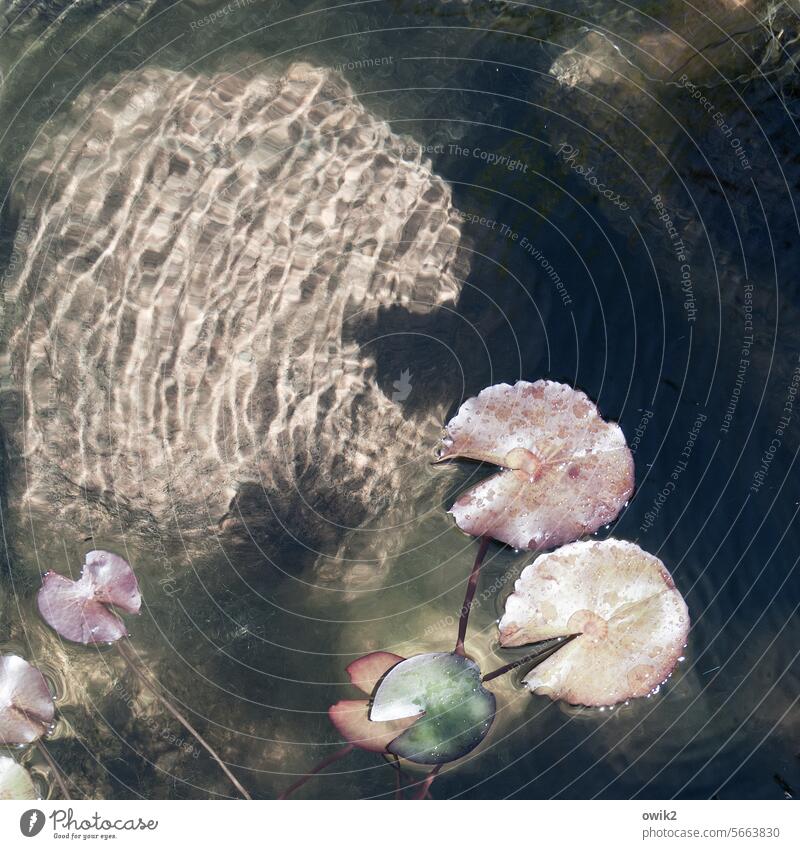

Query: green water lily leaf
370,653,495,764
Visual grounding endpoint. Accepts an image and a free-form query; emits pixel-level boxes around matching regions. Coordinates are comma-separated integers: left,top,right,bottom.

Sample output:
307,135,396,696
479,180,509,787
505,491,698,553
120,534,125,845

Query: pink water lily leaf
345,651,405,696
329,700,420,753
439,380,634,550
37,550,141,645
0,655,55,745
499,539,690,706
328,651,420,753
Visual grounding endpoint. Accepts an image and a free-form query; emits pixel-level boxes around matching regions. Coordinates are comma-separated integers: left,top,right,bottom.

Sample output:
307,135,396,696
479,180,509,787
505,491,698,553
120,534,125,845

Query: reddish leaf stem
36,739,71,800
116,640,251,800
481,634,580,683
455,535,491,656
278,744,354,799
388,754,404,800
414,764,442,799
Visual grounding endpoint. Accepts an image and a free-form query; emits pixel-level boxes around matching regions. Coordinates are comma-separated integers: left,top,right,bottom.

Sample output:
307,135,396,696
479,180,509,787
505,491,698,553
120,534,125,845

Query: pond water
0,0,799,800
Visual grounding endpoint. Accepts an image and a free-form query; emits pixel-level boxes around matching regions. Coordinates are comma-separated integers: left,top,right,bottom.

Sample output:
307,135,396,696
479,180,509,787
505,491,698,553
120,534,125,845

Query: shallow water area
0,0,799,800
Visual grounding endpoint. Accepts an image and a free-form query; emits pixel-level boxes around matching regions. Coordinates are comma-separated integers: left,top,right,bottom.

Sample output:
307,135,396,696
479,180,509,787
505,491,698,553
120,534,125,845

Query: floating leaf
38,550,141,645
328,700,420,753
0,655,55,744
329,651,420,753
0,756,37,800
499,539,689,706
439,380,634,550
346,651,405,695
370,653,495,764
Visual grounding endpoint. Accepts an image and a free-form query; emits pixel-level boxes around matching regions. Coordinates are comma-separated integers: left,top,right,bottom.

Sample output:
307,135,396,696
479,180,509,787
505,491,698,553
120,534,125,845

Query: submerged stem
387,754,404,800
481,634,580,683
36,739,71,800
414,764,442,799
454,535,491,656
278,744,354,800
116,640,251,800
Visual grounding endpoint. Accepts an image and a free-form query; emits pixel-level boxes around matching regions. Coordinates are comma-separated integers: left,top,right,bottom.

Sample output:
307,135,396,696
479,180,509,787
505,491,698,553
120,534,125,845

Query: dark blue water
0,0,798,800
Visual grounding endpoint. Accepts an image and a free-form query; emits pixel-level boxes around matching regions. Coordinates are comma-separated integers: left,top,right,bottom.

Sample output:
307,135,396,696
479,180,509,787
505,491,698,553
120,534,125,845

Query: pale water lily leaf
38,550,141,645
370,653,495,764
439,381,634,550
0,756,37,800
0,655,55,745
499,539,690,706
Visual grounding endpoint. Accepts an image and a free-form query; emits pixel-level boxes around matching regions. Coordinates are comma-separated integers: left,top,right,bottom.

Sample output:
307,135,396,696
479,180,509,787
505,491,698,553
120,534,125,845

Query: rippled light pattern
1,62,468,547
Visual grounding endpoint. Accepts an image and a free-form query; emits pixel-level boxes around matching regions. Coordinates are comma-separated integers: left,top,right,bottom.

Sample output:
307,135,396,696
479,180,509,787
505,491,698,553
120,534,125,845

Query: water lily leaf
499,539,690,706
329,652,418,752
38,550,141,645
346,651,405,695
440,381,634,550
370,653,495,764
0,756,37,800
0,655,55,745
328,700,420,753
